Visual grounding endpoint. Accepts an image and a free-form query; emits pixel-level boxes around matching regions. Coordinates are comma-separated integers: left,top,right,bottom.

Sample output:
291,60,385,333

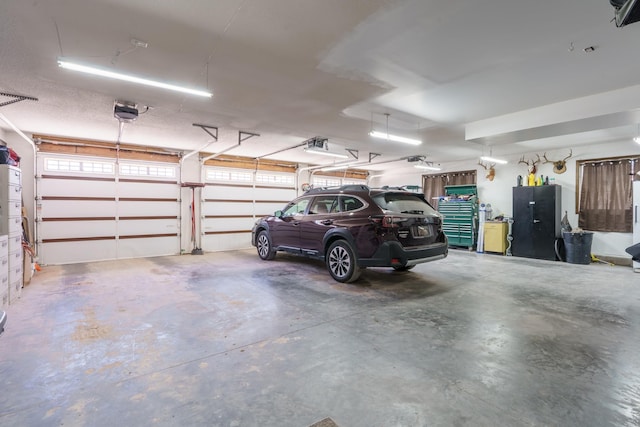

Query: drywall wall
373,140,640,259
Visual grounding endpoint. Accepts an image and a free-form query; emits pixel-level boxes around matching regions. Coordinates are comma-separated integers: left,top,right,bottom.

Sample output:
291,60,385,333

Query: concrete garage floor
0,249,639,426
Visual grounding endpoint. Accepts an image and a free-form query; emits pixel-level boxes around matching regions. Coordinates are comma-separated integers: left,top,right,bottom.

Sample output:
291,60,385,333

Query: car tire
392,265,415,271
326,240,361,283
256,230,276,260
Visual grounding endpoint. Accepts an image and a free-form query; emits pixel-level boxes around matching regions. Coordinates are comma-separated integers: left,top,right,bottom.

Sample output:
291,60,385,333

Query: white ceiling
1,0,639,171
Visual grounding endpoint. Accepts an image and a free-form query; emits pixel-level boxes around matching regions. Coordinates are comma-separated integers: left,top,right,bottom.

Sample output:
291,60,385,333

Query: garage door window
120,163,176,178
255,173,294,186
206,168,252,183
45,158,114,174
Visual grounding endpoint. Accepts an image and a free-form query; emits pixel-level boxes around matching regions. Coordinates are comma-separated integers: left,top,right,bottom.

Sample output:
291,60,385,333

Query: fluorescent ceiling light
57,59,213,98
304,147,349,159
414,164,441,171
480,156,508,164
369,130,422,146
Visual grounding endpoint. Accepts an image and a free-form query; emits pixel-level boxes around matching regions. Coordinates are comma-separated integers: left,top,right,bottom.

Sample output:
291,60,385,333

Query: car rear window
372,192,437,215
340,196,364,212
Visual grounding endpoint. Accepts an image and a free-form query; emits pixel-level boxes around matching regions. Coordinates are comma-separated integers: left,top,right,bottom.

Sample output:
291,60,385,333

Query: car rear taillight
370,215,406,228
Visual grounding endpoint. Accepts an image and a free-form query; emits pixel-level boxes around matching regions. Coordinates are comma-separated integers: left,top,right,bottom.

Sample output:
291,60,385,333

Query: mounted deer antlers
518,154,541,174
478,160,496,181
542,149,572,174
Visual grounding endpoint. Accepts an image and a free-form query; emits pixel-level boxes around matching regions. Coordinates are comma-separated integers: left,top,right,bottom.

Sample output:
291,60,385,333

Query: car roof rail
380,185,404,190
339,184,370,192
304,184,370,194
374,185,419,192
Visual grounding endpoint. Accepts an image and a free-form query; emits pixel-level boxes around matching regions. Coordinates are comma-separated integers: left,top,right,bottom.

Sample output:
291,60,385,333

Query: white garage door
37,154,180,264
201,167,296,251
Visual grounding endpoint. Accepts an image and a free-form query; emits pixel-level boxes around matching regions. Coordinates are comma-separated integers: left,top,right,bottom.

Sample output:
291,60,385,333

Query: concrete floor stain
71,307,112,342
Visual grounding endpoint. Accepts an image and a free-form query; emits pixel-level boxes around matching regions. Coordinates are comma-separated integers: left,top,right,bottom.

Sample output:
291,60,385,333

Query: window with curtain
578,157,638,232
422,170,476,209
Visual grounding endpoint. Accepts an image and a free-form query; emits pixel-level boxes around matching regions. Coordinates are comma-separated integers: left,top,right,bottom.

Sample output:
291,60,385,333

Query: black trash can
626,242,640,261
563,231,594,265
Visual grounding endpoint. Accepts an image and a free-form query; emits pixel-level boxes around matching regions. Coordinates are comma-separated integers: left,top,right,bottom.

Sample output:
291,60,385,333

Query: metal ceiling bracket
192,123,218,141
200,130,260,163
239,131,260,143
0,92,39,108
369,152,382,162
346,149,359,160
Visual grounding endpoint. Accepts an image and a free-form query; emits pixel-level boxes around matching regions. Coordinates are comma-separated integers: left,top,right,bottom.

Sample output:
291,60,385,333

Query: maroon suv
251,185,448,282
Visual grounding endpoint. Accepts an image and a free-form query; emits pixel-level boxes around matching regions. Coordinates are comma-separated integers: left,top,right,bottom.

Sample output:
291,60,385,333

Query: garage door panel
119,181,178,198
257,202,286,215
38,153,180,264
118,219,178,235
254,187,296,200
203,202,254,216
203,186,248,199
117,236,178,259
41,220,116,239
41,241,117,265
41,200,117,217
40,178,116,196
118,201,179,216
204,217,253,232
203,233,252,251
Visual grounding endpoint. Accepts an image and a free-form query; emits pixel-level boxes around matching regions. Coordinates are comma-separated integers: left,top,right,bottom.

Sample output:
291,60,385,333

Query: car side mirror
274,210,283,218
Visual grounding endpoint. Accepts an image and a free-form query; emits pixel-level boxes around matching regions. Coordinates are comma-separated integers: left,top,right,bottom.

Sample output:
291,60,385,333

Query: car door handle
321,219,333,225
293,221,300,226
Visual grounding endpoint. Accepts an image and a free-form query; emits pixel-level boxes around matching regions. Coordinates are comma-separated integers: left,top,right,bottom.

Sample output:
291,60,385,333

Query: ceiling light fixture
303,136,349,159
480,156,508,164
634,124,640,144
304,148,349,159
414,160,441,171
369,113,422,146
480,148,508,164
57,59,213,98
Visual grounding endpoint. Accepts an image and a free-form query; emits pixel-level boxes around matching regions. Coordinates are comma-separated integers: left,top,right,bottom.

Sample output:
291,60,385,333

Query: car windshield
372,192,437,215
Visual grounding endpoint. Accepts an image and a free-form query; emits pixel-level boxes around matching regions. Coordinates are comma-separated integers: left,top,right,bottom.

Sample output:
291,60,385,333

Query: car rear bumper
358,241,448,268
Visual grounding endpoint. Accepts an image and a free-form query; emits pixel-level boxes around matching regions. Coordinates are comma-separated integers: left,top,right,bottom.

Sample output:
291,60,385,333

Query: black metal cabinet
512,185,561,260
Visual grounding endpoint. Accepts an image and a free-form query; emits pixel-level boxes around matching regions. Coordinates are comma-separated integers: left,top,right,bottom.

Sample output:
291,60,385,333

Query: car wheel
326,240,361,283
256,230,276,260
393,265,415,271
